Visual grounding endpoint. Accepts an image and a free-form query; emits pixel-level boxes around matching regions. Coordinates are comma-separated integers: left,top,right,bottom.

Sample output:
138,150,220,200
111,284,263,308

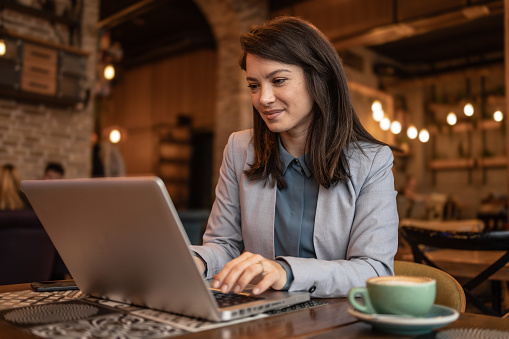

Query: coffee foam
369,276,434,286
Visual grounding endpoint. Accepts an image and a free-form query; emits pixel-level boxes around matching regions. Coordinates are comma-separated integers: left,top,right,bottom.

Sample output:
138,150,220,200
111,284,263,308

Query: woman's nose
259,86,276,106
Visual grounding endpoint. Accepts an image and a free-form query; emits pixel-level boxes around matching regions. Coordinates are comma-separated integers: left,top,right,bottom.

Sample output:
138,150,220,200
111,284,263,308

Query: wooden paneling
397,0,467,21
104,48,216,178
505,0,509,192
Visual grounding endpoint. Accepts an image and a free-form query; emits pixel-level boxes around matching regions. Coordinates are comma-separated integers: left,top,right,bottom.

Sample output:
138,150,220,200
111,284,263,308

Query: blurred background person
397,175,429,219
0,164,31,210
43,162,65,180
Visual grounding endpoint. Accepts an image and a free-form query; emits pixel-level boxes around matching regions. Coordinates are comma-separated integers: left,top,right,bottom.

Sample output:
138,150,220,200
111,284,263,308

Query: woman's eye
273,78,286,85
247,84,259,91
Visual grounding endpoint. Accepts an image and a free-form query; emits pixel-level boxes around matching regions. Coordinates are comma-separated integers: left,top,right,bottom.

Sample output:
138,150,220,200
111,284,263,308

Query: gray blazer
191,129,399,297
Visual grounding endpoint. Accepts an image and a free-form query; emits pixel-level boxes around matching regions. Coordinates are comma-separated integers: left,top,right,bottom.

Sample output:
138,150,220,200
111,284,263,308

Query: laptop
21,177,310,322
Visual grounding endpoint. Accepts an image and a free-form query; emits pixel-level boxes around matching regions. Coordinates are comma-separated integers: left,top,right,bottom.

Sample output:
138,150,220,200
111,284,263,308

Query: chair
401,226,509,316
394,260,466,312
0,210,56,285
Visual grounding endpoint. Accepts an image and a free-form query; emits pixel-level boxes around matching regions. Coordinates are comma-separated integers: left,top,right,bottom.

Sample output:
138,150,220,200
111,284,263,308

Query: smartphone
31,280,79,292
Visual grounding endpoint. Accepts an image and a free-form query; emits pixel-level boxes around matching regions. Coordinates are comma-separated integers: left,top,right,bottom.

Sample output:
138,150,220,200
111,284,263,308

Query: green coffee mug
348,276,436,317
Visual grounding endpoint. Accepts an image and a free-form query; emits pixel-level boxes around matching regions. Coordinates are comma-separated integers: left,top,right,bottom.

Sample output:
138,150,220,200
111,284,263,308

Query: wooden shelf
477,156,507,168
429,157,507,170
478,119,503,130
1,29,88,56
428,102,458,112
486,95,505,106
0,86,86,108
0,0,78,27
428,158,475,170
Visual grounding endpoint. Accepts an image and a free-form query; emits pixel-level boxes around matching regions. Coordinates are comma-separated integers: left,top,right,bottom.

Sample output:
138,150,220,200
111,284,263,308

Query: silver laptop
21,177,310,322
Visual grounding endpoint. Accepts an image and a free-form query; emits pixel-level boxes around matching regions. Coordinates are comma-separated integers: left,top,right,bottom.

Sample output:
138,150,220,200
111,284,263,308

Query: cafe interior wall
98,0,267,209
381,66,507,219
338,47,506,220
0,0,99,180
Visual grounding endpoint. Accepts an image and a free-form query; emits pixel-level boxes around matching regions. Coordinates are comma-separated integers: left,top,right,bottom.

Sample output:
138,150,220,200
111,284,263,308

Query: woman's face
245,54,314,139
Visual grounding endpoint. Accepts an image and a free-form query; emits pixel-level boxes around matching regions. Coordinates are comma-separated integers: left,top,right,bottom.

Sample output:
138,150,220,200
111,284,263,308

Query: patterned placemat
0,290,327,338
0,289,85,311
436,328,509,339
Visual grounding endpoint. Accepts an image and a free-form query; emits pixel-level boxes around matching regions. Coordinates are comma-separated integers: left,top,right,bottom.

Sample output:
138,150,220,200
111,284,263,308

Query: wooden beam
333,1,504,51
505,0,509,208
97,0,165,29
383,63,504,90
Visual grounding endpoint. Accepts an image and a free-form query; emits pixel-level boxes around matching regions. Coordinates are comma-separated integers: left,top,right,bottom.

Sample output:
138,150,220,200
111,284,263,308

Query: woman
191,16,398,298
0,164,28,210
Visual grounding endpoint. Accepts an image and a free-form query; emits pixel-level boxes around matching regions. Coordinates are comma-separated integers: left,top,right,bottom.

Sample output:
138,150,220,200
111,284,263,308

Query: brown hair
0,164,24,210
239,16,384,189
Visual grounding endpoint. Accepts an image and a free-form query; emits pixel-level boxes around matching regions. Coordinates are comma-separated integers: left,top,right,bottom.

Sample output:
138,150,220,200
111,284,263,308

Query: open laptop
21,177,310,322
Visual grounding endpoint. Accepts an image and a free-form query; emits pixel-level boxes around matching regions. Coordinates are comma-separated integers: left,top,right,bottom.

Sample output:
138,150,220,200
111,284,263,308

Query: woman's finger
212,252,261,292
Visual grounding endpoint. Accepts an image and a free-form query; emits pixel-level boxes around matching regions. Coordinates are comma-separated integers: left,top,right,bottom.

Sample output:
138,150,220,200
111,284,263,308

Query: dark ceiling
369,12,505,77
99,0,215,67
99,0,505,77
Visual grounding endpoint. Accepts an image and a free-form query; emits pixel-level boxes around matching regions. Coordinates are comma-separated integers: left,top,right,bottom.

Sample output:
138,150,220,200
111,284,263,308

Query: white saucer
348,304,460,335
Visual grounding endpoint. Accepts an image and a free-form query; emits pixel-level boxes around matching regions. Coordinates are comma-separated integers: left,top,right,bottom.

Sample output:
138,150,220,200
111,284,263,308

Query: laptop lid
21,177,309,322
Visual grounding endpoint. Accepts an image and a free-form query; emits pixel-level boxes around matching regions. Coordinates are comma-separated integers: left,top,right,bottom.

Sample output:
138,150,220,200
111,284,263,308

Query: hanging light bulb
371,100,384,122
104,64,115,80
0,39,6,56
446,112,457,125
419,129,430,143
109,129,121,143
493,110,503,122
463,103,474,117
371,100,382,112
380,117,391,131
390,120,402,134
372,108,384,122
407,125,418,139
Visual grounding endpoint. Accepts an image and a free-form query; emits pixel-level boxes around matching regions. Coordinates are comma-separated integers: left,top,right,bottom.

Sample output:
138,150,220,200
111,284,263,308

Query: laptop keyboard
211,290,264,308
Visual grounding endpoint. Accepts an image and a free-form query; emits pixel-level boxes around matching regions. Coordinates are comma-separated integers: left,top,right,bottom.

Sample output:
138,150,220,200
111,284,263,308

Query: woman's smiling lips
263,109,284,120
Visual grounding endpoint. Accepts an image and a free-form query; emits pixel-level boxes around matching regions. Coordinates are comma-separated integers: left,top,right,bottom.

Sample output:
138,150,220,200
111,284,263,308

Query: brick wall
0,0,99,180
195,0,268,184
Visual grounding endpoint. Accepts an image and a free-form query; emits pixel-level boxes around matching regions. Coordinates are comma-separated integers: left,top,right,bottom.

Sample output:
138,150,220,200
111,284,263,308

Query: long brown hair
0,164,24,210
239,16,384,189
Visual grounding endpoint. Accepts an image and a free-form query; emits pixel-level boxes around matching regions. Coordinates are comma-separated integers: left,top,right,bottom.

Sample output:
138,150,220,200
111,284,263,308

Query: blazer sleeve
190,132,246,278
280,145,399,297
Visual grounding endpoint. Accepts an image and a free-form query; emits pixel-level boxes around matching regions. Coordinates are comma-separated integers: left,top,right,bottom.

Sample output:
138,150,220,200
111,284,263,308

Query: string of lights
371,100,504,144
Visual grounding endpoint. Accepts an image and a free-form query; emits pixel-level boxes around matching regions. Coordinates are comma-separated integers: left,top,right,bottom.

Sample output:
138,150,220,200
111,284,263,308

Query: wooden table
425,249,509,281
1,282,509,339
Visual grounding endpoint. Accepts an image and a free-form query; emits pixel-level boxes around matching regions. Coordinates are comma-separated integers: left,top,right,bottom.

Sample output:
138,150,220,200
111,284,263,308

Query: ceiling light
104,64,115,80
109,129,122,143
407,126,418,139
464,103,474,117
0,40,6,56
380,117,391,131
390,121,402,134
419,129,430,143
371,100,382,112
493,110,503,122
446,112,457,125
372,109,384,122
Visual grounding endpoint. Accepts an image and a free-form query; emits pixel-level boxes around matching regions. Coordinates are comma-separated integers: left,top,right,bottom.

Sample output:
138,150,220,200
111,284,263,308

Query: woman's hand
212,252,287,295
